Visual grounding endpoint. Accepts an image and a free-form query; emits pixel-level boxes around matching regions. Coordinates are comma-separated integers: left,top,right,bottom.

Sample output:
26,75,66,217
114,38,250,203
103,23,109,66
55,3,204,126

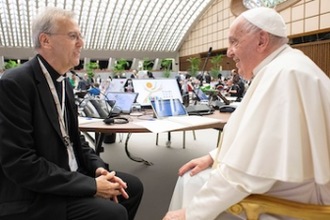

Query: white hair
31,7,76,49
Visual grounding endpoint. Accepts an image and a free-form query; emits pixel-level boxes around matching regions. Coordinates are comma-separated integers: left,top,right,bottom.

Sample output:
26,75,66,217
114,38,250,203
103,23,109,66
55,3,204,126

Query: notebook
150,99,188,119
105,92,138,114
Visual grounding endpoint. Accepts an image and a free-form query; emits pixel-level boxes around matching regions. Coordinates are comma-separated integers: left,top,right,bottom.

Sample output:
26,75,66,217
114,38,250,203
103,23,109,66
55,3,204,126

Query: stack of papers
133,116,223,133
78,117,104,124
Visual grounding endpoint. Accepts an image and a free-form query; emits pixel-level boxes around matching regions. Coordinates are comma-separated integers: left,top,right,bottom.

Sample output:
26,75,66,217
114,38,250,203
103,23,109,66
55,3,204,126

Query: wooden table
79,111,231,165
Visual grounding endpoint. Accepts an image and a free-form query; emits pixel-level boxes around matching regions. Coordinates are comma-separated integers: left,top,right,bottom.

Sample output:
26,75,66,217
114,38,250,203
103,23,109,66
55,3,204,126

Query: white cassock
169,44,330,220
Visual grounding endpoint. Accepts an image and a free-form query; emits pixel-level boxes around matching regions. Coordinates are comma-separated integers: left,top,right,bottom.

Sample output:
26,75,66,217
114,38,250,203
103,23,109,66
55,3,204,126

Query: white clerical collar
253,44,289,77
56,75,67,82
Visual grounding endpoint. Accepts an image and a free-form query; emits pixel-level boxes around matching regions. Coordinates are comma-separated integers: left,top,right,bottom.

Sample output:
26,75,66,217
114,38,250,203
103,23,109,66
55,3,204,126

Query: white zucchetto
241,7,287,38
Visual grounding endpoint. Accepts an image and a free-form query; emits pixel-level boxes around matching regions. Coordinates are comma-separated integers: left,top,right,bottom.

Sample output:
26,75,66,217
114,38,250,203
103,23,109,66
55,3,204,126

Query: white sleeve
209,148,218,160
186,164,277,220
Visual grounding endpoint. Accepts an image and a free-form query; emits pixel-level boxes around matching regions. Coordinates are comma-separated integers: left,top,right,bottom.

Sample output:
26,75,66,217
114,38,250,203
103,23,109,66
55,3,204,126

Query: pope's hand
178,154,213,177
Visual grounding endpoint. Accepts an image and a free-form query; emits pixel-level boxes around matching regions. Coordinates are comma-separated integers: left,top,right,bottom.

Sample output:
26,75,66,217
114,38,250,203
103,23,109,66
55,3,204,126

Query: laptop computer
193,88,209,102
105,92,139,114
150,98,188,119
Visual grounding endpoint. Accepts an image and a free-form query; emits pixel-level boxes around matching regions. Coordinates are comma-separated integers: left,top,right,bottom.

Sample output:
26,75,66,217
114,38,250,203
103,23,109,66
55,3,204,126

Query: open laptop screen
193,88,208,101
132,79,182,106
150,99,187,118
105,92,138,113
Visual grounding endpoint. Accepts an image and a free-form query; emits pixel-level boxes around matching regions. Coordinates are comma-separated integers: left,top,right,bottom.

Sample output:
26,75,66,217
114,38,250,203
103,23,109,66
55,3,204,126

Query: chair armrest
227,194,330,220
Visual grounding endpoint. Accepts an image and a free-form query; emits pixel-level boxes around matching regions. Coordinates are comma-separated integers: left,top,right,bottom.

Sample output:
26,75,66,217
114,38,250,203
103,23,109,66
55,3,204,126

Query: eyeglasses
46,32,84,41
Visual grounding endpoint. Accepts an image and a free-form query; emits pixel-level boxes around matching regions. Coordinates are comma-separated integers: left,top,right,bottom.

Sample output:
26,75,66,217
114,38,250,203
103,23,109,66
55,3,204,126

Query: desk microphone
103,104,129,125
201,46,212,80
70,70,82,80
77,84,118,119
94,89,119,118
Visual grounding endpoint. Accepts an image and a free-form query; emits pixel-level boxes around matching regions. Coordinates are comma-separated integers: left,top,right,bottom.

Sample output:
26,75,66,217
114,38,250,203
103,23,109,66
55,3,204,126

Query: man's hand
94,169,129,202
95,167,108,177
178,154,213,177
162,209,186,220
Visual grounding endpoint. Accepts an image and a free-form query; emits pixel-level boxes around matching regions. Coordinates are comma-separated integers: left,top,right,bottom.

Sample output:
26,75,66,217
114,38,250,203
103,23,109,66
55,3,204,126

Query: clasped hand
95,167,129,203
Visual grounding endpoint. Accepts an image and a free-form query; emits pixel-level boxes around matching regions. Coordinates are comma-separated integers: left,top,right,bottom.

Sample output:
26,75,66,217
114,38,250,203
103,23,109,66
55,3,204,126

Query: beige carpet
97,129,220,220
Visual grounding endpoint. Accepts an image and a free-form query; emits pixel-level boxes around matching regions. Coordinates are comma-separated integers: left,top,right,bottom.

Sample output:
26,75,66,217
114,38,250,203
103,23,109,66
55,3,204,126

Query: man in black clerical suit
0,7,143,220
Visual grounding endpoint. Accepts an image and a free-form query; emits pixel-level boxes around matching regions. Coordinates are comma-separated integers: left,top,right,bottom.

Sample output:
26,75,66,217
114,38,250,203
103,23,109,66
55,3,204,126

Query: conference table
79,110,231,165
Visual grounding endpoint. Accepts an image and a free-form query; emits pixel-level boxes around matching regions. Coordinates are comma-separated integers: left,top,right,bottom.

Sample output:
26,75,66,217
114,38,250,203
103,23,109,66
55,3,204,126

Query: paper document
78,117,104,124
134,116,223,133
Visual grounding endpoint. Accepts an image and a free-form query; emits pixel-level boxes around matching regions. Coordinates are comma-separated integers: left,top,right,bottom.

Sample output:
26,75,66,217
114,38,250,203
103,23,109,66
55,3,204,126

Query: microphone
76,81,118,119
201,46,213,81
70,70,82,80
208,47,212,56
89,84,118,118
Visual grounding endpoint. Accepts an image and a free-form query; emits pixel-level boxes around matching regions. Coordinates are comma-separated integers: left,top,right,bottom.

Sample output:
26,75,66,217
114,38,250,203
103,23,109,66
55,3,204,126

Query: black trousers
2,172,143,220
66,171,143,220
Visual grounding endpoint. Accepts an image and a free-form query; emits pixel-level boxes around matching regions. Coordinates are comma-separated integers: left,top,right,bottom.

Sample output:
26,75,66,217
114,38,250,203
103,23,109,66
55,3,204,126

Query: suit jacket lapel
65,79,79,134
31,57,63,141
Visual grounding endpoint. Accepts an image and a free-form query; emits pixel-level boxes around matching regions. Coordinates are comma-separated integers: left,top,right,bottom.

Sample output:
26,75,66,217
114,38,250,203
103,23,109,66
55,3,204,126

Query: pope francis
163,7,330,220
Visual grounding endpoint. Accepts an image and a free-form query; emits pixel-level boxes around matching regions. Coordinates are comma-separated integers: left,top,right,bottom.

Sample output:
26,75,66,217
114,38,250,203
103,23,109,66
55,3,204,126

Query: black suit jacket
0,57,107,219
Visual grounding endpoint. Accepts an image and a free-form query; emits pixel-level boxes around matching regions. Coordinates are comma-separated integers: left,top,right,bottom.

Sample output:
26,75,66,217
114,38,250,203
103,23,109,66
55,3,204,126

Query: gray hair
31,7,76,49
241,18,288,46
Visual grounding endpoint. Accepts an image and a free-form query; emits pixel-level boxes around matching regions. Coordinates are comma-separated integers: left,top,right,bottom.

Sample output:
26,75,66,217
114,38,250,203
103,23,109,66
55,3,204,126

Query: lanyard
38,58,78,171
38,58,68,143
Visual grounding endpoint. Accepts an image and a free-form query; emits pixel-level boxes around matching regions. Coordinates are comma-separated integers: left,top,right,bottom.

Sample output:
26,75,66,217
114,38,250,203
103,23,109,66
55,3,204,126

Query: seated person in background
70,72,77,89
222,78,234,96
217,72,222,81
77,73,91,90
234,73,246,96
214,77,225,90
228,79,240,97
184,72,192,80
191,77,201,88
114,72,121,79
0,7,143,220
204,72,211,84
125,79,134,92
196,72,203,86
130,69,138,79
231,68,237,76
96,75,102,84
163,7,330,220
88,82,101,97
147,71,155,79
228,73,245,101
